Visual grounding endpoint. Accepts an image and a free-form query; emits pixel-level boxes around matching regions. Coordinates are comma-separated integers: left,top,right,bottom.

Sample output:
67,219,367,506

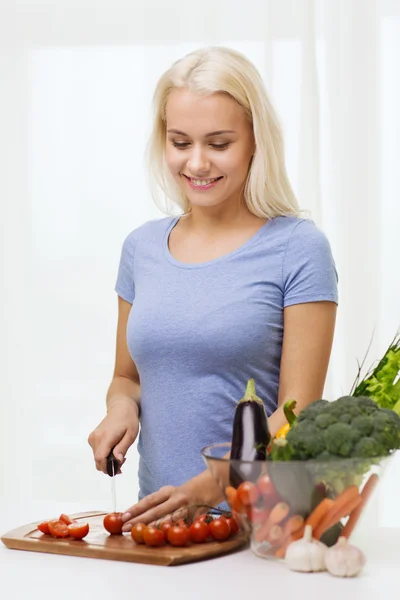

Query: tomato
143,526,165,547
209,517,230,541
59,513,75,526
167,524,191,547
257,474,275,496
226,516,240,535
189,520,209,543
37,521,50,535
103,512,123,535
131,523,147,544
237,481,259,506
160,521,172,542
68,522,89,540
194,513,213,524
48,520,69,538
232,494,246,514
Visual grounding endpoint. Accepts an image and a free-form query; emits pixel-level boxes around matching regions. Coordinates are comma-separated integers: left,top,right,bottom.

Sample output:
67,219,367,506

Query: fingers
121,487,189,532
88,424,137,474
113,430,136,464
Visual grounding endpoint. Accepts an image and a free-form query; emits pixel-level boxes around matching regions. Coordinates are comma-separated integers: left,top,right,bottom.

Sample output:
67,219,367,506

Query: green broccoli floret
284,395,400,461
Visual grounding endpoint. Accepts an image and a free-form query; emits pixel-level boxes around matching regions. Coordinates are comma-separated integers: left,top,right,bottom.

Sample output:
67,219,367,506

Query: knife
106,450,119,514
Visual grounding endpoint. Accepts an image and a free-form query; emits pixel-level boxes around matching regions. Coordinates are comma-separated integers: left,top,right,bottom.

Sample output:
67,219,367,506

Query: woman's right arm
88,296,141,474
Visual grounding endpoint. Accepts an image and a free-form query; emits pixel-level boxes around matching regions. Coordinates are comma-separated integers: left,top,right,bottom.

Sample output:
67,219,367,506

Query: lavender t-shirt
115,215,338,499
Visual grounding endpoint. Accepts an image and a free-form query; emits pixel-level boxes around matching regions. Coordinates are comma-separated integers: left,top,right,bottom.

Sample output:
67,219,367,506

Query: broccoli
283,395,400,461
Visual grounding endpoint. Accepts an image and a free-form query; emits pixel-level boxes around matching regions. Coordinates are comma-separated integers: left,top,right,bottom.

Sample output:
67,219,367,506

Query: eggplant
229,379,271,487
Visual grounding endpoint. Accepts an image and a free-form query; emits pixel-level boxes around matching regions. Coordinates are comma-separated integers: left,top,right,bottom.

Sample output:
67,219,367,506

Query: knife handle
106,449,119,478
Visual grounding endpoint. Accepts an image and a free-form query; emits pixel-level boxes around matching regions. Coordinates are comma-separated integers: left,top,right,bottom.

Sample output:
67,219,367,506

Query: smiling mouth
183,175,223,188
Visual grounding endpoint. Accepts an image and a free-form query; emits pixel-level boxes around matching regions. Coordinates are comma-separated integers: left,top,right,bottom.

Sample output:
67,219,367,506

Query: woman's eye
172,141,190,149
210,143,230,150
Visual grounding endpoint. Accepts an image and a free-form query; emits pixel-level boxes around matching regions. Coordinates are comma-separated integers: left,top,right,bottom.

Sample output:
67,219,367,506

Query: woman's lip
182,174,223,191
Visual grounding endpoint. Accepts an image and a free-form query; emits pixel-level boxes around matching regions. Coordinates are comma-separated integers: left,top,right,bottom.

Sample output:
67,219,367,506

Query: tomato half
68,522,89,540
143,526,165,547
37,521,50,535
209,517,230,541
189,520,209,543
131,523,147,544
48,520,69,538
59,513,75,526
167,524,191,547
103,513,123,535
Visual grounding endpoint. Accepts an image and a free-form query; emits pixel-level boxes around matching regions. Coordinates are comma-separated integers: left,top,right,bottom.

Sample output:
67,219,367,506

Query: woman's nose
187,147,210,175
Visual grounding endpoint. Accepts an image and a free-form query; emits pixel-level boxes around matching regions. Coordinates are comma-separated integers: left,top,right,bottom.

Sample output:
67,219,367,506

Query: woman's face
165,89,255,211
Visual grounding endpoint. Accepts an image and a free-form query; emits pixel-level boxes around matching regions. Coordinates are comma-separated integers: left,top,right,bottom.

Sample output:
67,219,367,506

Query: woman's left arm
268,300,337,437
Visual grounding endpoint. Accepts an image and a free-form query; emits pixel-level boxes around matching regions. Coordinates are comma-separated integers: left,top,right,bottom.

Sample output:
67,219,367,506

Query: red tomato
143,526,165,547
232,494,246,514
226,516,240,535
131,523,147,544
37,521,50,535
209,517,230,541
59,513,75,526
195,513,213,524
48,520,69,538
68,522,89,540
237,481,260,506
167,524,191,547
160,521,172,542
103,513,123,535
189,520,209,543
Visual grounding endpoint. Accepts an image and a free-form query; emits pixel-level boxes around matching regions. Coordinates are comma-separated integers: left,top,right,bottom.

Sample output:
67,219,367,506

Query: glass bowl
201,442,393,560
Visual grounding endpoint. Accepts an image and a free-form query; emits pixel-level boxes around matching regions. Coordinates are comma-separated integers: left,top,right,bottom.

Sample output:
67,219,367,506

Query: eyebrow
167,129,237,137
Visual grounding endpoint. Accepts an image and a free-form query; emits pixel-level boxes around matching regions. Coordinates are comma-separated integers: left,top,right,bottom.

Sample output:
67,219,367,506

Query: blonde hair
146,46,300,219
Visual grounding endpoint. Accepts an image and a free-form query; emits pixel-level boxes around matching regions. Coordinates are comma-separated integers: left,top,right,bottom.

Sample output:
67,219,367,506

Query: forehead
165,88,248,133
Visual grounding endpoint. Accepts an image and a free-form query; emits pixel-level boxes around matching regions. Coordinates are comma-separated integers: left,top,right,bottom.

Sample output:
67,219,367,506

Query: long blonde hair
146,46,300,219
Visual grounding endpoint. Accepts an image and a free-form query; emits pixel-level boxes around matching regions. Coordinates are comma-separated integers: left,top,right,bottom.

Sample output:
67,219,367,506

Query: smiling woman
87,46,338,532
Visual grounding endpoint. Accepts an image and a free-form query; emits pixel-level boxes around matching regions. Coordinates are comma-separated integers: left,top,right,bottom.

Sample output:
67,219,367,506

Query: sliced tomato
37,521,50,535
48,519,69,538
59,513,75,526
68,522,89,540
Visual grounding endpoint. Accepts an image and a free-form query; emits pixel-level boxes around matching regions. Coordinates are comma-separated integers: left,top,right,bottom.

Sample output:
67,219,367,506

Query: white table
1,503,399,600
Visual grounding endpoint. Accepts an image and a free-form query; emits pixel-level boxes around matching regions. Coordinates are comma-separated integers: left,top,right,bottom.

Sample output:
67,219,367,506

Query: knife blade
106,450,119,514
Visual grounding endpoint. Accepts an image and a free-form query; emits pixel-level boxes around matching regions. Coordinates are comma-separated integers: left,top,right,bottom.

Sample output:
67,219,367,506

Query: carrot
305,498,334,533
274,525,305,558
253,502,289,543
283,514,304,536
267,524,283,546
225,486,237,507
314,491,362,540
341,474,379,539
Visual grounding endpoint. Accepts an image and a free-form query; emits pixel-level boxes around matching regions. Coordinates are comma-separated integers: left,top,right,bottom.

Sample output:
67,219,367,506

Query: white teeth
190,178,219,186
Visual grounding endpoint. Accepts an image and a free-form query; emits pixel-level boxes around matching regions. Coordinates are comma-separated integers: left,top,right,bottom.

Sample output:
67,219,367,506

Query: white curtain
1,0,399,530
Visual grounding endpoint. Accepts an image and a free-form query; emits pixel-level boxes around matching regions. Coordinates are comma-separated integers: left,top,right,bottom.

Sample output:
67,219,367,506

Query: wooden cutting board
1,511,249,566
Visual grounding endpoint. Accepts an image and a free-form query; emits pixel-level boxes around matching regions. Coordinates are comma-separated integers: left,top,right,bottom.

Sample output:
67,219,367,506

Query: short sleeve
282,219,338,307
114,231,137,303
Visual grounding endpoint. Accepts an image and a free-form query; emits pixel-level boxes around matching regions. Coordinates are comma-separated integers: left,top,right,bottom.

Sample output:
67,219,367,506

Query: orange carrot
341,474,379,539
253,502,289,543
225,486,237,507
274,525,305,558
267,524,283,546
283,514,304,536
315,493,362,539
313,485,358,538
305,498,334,533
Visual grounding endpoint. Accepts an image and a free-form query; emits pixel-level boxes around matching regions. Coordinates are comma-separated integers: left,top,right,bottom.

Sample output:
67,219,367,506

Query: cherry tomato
209,517,230,541
59,513,75,526
237,481,259,506
160,521,172,542
48,520,69,538
189,520,210,543
143,526,165,547
226,516,240,535
195,513,213,524
167,524,191,547
68,522,89,540
103,512,123,535
131,523,147,544
37,521,50,535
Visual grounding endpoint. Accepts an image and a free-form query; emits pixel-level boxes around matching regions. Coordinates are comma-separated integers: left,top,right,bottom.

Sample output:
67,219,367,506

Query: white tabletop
1,502,399,600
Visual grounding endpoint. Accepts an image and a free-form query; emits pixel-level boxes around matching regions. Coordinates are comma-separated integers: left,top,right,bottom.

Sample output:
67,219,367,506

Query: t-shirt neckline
162,216,272,270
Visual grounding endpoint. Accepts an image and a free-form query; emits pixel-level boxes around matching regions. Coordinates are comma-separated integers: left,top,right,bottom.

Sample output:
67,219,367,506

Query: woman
88,46,338,533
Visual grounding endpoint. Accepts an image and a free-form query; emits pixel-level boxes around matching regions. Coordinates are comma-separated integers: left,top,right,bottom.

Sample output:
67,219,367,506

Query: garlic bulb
325,537,366,577
285,525,327,572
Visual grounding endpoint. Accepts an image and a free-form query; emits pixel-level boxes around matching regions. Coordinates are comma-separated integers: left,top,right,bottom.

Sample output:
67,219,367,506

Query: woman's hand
120,471,224,532
88,399,139,474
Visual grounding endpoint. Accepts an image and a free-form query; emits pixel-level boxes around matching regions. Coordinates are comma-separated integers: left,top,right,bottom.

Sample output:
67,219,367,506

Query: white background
0,0,399,535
